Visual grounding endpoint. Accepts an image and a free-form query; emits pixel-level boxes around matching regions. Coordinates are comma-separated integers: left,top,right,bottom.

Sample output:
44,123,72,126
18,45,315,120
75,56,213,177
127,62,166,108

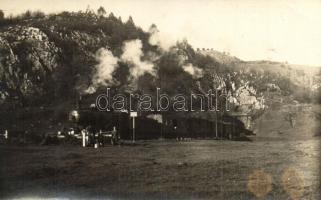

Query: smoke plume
84,48,118,94
183,63,203,79
148,26,175,51
84,39,155,94
121,39,154,79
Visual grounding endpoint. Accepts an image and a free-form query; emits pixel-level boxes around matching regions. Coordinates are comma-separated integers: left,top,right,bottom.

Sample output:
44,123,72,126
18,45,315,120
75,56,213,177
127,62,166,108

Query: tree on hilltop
97,6,107,17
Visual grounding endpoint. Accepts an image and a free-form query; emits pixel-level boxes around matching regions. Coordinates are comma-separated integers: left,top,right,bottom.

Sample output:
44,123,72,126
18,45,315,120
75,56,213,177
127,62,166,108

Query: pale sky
1,0,321,66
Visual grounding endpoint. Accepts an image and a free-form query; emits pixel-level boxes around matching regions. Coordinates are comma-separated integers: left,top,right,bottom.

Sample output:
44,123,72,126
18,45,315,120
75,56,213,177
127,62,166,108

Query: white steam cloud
84,48,119,94
121,39,154,78
183,63,203,79
84,39,155,94
148,26,175,51
93,48,119,86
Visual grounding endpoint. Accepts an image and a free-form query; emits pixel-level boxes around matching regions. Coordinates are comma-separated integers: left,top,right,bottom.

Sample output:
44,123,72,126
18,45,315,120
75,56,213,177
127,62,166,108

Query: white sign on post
130,112,137,143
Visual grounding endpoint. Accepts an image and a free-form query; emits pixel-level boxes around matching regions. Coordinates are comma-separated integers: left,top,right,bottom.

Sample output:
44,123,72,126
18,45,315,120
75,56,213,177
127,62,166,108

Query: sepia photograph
0,0,320,199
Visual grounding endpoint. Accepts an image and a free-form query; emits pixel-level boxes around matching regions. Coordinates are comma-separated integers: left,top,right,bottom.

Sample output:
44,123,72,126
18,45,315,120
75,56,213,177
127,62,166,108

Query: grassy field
0,137,320,199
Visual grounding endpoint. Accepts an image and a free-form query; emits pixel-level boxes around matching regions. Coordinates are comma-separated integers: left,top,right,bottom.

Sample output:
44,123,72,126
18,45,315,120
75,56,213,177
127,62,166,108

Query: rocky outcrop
0,26,59,104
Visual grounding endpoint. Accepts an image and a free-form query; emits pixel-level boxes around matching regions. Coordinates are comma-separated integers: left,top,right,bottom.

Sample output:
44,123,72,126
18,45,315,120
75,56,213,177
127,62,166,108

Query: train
67,107,250,143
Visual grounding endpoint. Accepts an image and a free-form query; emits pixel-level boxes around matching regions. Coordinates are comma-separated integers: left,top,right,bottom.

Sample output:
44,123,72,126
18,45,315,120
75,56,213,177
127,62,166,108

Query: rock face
0,26,59,104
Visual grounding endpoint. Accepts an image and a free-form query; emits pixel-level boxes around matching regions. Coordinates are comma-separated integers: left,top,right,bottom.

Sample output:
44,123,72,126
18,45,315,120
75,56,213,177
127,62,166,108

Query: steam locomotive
65,93,249,145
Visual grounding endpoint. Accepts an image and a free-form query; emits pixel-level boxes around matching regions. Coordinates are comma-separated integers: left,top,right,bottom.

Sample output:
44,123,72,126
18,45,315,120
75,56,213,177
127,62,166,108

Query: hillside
196,48,241,64
198,50,321,92
0,9,320,139
0,10,153,107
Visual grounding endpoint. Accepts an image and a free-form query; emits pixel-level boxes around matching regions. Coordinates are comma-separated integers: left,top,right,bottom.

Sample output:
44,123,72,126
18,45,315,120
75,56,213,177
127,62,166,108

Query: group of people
80,126,119,147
